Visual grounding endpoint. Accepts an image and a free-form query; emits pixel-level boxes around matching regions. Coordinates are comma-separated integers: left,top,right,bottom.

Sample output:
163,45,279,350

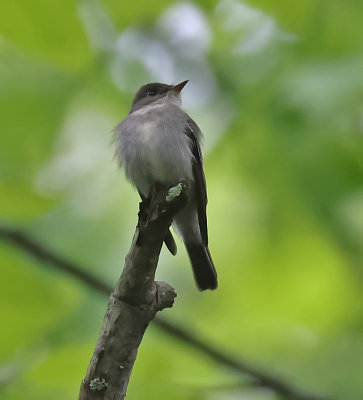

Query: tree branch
155,318,329,400
0,218,332,400
77,182,188,399
0,225,110,294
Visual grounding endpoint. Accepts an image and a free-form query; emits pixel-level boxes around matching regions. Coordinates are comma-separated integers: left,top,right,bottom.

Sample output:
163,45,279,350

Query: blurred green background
1,0,363,399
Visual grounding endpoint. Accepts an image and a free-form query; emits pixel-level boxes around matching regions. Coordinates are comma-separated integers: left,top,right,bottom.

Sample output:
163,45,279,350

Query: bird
115,80,217,291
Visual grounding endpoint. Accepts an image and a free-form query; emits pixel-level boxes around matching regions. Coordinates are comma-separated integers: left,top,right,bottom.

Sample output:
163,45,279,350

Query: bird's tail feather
185,242,218,291
164,229,177,255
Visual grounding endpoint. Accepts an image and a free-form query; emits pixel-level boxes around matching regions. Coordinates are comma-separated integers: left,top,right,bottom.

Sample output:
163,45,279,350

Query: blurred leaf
0,1,92,70
0,245,82,361
0,48,74,182
247,0,363,54
0,182,55,219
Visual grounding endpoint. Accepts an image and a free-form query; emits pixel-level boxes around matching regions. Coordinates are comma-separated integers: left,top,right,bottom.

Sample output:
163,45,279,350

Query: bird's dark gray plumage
116,81,217,290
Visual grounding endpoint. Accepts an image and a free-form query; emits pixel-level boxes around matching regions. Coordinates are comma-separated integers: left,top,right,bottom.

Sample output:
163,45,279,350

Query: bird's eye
147,90,156,96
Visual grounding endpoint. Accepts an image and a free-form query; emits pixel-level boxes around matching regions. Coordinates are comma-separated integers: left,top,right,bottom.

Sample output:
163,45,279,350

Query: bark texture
78,183,188,400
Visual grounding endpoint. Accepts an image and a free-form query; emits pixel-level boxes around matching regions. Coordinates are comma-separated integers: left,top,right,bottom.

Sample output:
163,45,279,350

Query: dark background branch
0,224,332,400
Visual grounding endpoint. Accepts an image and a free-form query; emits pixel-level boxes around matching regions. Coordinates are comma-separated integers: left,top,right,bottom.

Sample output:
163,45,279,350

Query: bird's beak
172,80,189,93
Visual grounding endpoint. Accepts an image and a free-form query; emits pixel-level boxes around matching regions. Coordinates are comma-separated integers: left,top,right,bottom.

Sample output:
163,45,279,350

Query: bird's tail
164,229,177,255
185,242,218,291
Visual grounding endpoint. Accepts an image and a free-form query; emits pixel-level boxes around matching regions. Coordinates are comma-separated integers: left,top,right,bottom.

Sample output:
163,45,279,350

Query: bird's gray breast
116,104,194,196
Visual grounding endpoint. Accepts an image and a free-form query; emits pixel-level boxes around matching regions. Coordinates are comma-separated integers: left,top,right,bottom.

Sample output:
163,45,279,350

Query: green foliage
1,1,363,399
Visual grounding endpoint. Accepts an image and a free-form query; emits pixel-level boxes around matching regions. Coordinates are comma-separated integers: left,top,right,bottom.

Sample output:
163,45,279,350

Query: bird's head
130,80,188,113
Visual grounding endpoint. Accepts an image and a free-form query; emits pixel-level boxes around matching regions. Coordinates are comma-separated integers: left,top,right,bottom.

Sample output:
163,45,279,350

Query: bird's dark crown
130,82,174,113
133,82,172,104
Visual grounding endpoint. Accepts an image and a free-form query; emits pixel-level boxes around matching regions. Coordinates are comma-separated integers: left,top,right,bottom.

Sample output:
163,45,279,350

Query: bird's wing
185,118,208,246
